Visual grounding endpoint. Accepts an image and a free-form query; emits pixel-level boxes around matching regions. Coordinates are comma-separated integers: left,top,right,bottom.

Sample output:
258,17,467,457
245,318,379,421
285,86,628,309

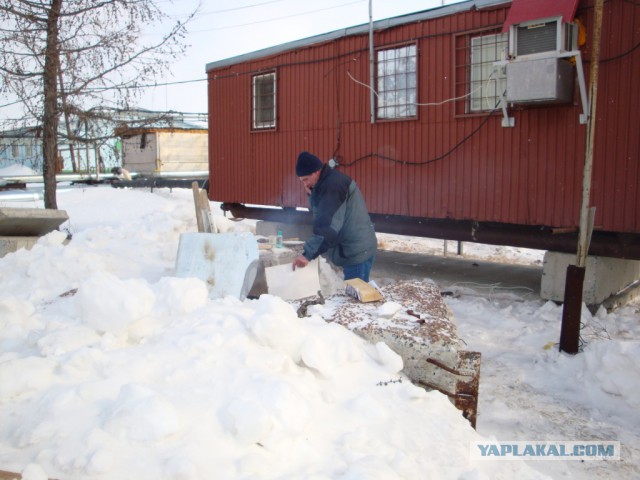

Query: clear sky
141,0,464,114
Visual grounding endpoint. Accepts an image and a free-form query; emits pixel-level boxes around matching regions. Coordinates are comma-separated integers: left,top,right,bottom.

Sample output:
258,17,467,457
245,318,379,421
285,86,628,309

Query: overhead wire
5,1,638,124
188,0,366,33
196,0,290,16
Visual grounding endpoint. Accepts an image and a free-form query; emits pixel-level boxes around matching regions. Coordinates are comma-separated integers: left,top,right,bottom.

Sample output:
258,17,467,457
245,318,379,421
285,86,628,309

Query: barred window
376,44,417,119
252,72,276,130
455,31,507,114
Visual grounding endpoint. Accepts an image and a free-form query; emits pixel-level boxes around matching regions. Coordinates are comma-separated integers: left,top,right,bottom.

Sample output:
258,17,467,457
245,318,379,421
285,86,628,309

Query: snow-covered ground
376,232,545,268
0,172,638,479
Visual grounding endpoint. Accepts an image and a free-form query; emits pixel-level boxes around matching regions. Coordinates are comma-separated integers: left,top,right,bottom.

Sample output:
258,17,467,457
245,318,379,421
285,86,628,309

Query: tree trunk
42,0,63,209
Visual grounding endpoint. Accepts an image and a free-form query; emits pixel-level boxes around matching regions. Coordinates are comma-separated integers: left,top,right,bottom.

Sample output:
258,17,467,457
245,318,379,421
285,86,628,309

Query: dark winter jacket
302,165,377,266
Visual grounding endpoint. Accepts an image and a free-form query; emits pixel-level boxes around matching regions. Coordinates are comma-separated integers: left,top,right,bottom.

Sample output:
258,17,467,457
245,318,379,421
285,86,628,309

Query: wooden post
191,181,204,232
191,181,216,233
560,0,604,354
199,188,216,233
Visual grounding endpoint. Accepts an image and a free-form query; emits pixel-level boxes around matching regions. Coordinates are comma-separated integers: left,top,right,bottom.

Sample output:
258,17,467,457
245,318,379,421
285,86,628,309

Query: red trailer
206,0,640,259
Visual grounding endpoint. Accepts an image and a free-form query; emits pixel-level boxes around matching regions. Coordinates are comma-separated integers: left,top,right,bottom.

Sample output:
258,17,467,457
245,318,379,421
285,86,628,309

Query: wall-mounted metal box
506,57,574,105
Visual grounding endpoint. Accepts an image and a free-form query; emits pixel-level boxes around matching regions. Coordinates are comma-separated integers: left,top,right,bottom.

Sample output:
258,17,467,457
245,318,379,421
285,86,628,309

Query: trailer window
376,44,417,119
252,72,276,129
455,31,507,115
470,33,507,111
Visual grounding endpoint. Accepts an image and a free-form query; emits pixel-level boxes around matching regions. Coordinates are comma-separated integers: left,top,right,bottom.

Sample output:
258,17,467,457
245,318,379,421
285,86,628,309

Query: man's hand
292,255,309,270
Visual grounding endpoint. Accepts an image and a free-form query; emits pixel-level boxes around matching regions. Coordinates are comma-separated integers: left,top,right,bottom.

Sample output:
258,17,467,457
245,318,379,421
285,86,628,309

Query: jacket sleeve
302,177,349,260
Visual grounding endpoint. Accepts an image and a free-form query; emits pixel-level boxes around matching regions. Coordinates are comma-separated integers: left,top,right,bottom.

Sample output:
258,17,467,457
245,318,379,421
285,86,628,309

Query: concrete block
541,252,640,305
0,236,38,257
305,280,481,427
0,208,68,236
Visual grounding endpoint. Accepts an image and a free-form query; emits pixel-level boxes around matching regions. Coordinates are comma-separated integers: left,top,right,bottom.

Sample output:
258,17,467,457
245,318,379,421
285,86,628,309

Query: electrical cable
189,0,366,33
197,0,285,16
68,30,633,104
599,39,640,63
337,103,499,169
347,70,483,106
83,77,207,93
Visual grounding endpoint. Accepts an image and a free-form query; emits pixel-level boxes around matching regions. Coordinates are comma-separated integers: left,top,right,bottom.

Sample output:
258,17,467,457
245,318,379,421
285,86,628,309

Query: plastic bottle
276,230,284,248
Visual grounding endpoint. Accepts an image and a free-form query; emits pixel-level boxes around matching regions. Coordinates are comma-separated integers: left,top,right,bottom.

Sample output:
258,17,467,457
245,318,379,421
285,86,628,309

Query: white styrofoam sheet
265,259,320,300
174,232,259,299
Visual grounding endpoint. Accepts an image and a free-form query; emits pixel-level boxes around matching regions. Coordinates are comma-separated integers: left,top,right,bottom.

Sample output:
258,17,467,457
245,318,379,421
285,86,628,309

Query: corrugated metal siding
588,0,640,233
208,0,640,234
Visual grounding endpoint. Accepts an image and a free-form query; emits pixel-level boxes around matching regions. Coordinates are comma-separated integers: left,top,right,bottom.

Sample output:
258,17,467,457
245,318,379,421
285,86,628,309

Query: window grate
252,72,276,130
376,44,417,120
455,30,507,114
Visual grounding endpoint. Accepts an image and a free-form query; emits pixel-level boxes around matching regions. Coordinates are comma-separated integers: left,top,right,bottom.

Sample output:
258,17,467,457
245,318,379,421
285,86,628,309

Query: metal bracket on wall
493,60,514,127
558,50,589,125
497,51,589,126
500,93,515,128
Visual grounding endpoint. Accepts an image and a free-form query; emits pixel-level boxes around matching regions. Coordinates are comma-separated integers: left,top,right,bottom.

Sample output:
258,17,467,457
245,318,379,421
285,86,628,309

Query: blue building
0,127,44,172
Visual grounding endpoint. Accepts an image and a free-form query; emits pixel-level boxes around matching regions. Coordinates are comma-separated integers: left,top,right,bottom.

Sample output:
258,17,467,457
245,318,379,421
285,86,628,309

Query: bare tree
0,0,196,208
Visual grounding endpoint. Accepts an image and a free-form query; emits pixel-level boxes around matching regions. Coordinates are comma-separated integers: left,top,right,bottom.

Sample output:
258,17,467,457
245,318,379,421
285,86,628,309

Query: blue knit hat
296,151,323,177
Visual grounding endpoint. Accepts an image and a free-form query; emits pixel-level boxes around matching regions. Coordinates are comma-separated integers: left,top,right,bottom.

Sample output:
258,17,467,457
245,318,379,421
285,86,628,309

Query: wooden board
344,278,384,303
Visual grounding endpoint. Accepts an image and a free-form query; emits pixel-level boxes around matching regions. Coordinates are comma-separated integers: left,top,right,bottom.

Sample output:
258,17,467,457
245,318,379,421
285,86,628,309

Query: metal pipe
222,203,640,260
369,0,375,124
559,265,586,354
128,170,208,178
0,191,44,202
0,170,209,183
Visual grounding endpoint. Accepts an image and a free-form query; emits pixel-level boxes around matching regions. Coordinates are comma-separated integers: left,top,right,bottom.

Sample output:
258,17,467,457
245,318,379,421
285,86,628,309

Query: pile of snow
0,164,39,177
0,184,638,479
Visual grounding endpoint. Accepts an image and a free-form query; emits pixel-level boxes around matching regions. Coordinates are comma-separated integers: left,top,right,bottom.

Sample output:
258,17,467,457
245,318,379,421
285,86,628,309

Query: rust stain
203,240,216,262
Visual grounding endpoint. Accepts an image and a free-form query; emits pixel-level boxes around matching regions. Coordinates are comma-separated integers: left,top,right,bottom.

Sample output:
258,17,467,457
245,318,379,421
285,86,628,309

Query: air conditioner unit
506,57,574,104
505,17,578,105
509,17,578,59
